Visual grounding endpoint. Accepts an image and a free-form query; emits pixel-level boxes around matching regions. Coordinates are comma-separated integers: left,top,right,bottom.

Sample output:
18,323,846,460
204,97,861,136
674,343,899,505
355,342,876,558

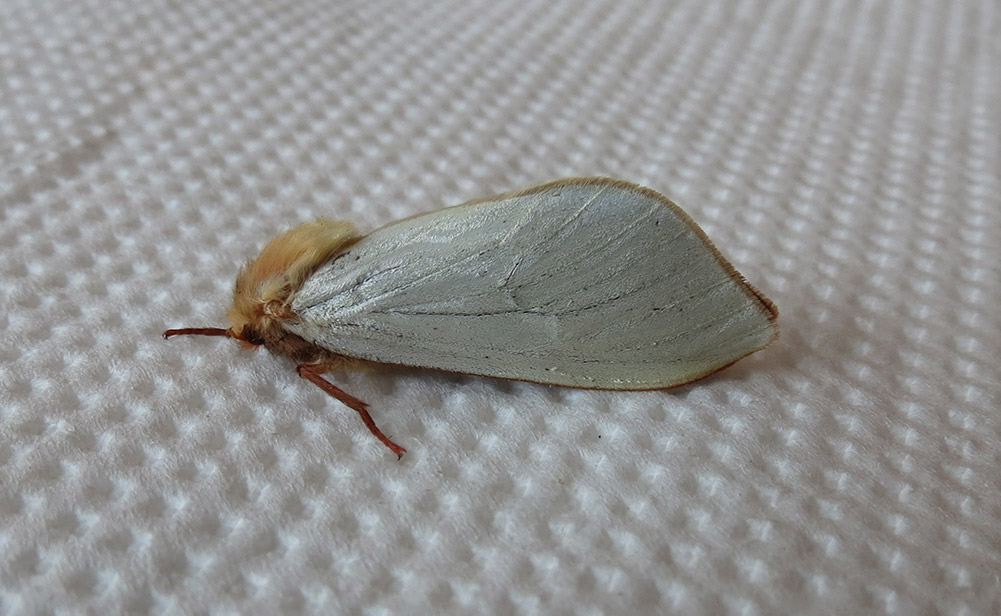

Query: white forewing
285,178,777,389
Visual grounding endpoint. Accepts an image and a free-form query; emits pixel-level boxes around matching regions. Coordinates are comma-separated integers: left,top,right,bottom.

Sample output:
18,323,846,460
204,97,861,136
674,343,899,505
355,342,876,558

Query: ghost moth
165,177,778,457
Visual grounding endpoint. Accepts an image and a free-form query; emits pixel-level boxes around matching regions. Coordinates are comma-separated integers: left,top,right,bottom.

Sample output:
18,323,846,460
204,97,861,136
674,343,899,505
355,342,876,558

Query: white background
2,0,999,613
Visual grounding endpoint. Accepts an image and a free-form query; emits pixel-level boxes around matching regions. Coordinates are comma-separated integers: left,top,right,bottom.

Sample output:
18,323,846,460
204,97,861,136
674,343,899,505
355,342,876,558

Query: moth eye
240,327,265,346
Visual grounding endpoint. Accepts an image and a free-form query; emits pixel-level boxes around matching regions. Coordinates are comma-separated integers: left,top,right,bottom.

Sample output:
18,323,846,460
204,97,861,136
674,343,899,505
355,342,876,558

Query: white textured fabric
2,1,999,614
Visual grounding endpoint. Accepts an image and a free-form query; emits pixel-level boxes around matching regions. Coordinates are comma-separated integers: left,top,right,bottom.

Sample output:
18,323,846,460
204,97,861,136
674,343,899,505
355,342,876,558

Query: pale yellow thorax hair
227,219,358,340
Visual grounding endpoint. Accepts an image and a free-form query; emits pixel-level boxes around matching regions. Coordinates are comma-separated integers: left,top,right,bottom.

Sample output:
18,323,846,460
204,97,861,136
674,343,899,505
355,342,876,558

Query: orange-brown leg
296,363,406,459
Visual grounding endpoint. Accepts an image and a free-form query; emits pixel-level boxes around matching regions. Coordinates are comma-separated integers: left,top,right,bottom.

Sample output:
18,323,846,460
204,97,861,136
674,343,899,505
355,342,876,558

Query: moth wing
286,178,777,389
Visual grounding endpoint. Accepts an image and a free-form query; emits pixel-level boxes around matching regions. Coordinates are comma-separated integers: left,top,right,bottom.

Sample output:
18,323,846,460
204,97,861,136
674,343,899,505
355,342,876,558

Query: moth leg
296,363,406,459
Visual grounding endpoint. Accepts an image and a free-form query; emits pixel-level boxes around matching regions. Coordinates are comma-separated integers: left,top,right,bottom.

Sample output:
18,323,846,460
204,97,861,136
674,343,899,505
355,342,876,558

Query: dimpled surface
1,0,999,614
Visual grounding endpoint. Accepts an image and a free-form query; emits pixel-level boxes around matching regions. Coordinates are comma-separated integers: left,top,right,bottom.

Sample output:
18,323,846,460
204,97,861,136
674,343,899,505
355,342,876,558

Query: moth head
164,218,358,348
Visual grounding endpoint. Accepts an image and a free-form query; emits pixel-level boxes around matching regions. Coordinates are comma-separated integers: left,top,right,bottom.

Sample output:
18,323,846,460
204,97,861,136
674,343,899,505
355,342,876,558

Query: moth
165,178,778,457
